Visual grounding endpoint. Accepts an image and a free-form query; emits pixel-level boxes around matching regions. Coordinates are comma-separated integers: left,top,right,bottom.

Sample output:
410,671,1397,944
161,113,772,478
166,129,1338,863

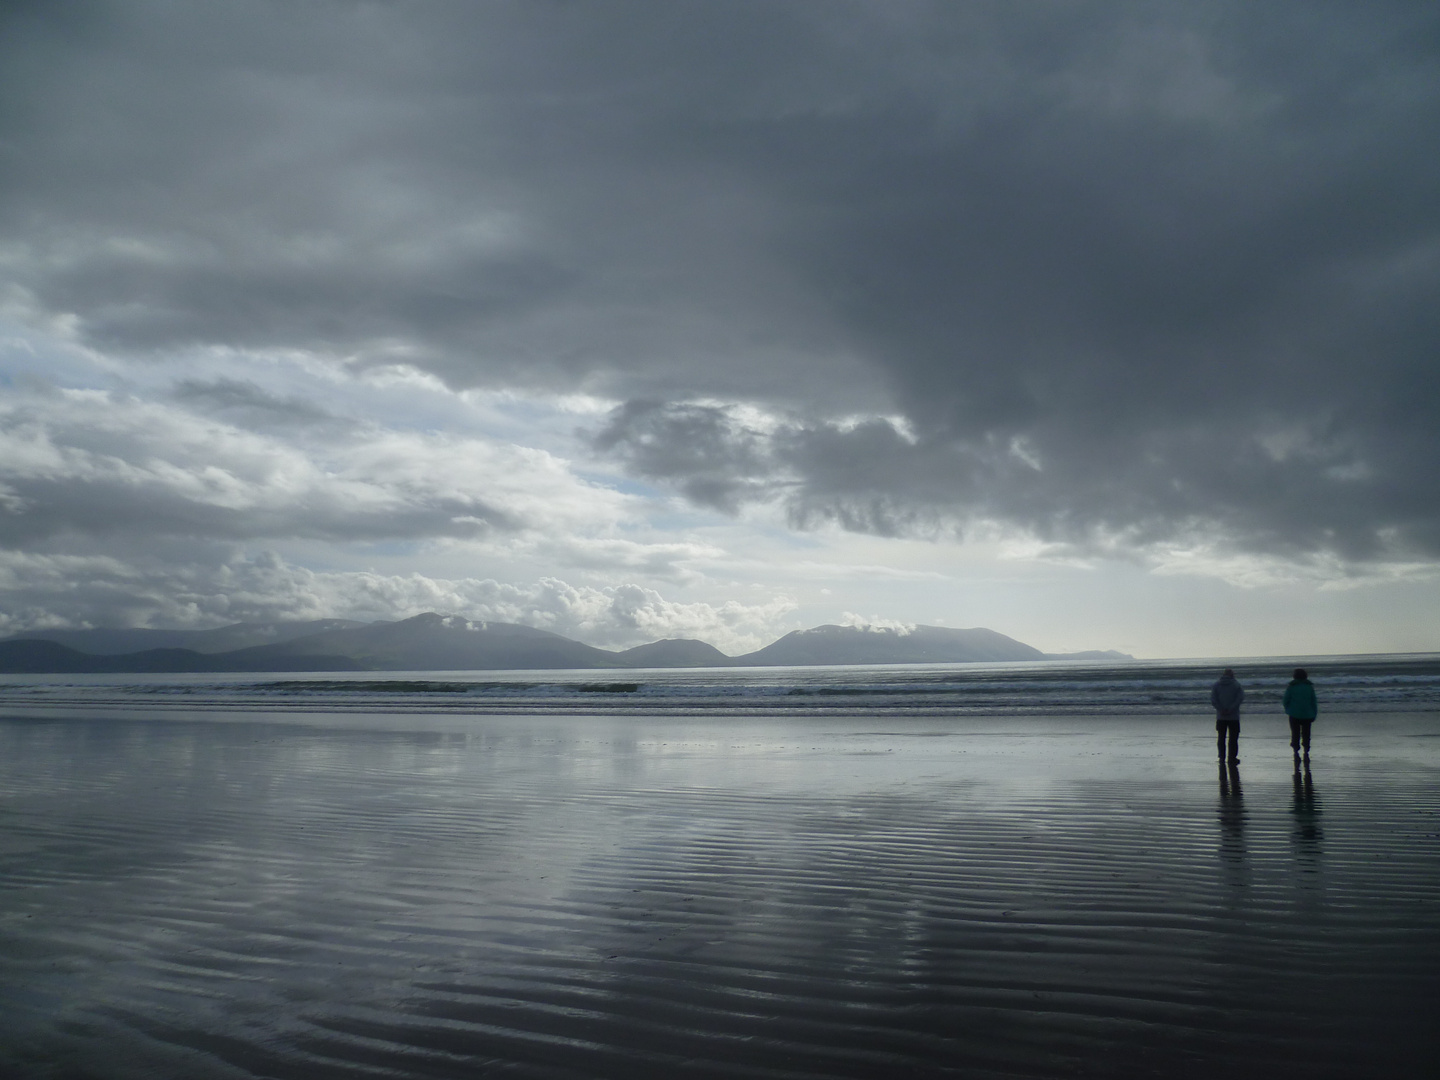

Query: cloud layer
592,394,1439,564
1,2,1437,642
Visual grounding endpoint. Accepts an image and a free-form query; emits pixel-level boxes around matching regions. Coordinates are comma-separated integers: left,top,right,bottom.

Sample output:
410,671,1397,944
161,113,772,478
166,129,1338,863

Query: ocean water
1,657,1438,1078
4,652,1440,718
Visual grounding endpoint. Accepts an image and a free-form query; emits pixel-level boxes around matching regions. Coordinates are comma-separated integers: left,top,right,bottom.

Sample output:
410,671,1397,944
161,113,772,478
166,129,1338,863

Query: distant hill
3,613,1125,673
226,613,627,671
0,639,129,673
3,619,367,655
0,639,364,674
612,638,733,667
732,624,1045,666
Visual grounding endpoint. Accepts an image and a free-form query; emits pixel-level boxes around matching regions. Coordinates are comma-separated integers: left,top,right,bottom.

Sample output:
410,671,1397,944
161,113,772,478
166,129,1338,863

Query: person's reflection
1290,758,1323,869
1217,761,1246,865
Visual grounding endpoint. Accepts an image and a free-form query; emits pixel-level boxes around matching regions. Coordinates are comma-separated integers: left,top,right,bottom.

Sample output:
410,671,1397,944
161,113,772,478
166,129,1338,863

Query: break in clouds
1,1,1438,635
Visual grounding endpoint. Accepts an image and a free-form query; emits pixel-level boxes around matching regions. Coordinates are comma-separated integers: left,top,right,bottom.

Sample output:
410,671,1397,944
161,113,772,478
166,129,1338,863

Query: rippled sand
1,711,1437,1078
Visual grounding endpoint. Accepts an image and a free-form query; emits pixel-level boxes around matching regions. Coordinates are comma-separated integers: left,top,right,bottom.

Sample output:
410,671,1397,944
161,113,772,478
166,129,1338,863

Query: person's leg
1228,721,1240,762
1217,721,1226,759
1289,717,1301,753
1301,720,1312,754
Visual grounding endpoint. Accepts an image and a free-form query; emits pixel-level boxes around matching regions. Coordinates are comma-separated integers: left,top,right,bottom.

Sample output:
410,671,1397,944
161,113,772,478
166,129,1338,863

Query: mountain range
0,613,1129,674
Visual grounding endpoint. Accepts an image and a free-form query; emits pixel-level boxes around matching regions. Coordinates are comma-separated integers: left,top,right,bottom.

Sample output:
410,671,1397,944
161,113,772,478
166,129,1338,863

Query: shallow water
1,707,1437,1078
5,652,1440,717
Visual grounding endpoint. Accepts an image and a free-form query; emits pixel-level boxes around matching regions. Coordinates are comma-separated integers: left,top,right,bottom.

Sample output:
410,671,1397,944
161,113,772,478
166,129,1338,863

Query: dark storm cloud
594,400,1433,560
591,401,778,514
2,1,1438,562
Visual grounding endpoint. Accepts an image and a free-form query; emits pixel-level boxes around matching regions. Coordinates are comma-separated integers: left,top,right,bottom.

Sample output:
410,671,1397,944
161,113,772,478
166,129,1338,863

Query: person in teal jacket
1283,668,1318,758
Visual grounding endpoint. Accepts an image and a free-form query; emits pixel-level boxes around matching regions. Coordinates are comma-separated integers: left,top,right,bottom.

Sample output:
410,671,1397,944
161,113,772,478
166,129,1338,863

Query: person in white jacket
1210,668,1244,763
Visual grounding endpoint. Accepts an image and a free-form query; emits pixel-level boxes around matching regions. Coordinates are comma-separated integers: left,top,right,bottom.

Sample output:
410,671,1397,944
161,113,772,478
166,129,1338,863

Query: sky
1,1,1438,659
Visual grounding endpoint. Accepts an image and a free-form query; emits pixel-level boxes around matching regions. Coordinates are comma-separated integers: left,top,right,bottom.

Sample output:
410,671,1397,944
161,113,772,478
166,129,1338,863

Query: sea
2,654,1438,1078
5,651,1440,718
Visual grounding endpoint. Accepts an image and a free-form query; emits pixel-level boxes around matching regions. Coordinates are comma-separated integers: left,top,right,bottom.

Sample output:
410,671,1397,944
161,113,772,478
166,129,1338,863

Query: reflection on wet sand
0,711,1435,1079
1292,758,1323,868
1217,760,1246,861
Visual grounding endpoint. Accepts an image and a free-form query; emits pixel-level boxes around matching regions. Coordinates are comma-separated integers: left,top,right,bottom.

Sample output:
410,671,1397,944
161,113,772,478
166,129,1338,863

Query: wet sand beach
1,708,1437,1078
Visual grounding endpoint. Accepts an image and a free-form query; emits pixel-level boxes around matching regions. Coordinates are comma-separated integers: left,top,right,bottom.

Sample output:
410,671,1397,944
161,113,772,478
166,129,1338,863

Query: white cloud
837,612,916,633
0,549,795,653
424,577,797,652
0,381,630,545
